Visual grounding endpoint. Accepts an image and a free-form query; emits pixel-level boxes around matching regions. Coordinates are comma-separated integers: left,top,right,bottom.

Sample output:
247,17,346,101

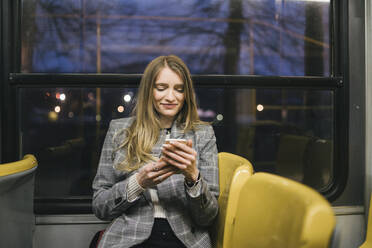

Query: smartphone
164,138,187,145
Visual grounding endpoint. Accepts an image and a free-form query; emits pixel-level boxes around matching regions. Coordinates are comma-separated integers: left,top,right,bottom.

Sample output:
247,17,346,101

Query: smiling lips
161,103,178,109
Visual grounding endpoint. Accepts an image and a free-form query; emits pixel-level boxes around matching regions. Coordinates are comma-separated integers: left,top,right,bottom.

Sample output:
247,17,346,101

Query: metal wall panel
333,0,365,207
364,0,372,230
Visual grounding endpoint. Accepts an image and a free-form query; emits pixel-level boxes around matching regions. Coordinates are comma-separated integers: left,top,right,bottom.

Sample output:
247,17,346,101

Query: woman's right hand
136,158,178,188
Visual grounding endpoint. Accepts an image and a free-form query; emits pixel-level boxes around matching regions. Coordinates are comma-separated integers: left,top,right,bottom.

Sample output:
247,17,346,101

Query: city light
96,115,101,122
54,106,61,113
123,94,131,102
117,105,125,113
60,93,66,101
257,104,264,112
216,114,223,121
48,111,58,122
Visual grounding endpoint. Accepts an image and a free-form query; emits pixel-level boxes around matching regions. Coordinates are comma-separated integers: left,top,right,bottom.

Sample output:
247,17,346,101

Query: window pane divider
9,73,343,89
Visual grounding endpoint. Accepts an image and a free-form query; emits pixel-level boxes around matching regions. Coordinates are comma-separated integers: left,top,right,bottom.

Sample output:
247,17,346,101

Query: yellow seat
0,154,37,176
0,154,38,248
360,194,372,248
211,152,254,248
224,172,335,248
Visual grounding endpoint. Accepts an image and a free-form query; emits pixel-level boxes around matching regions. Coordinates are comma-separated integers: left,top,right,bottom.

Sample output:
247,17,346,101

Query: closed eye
155,84,167,91
155,87,166,91
175,84,184,92
175,87,184,93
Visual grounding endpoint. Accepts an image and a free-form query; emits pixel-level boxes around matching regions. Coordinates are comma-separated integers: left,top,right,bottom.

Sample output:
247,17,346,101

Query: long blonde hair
115,55,202,171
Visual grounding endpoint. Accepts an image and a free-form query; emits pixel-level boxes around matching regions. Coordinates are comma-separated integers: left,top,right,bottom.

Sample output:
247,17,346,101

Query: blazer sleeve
92,120,139,221
185,125,219,227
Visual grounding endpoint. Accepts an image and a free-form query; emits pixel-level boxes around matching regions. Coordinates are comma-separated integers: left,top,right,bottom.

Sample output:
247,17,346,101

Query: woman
92,55,219,248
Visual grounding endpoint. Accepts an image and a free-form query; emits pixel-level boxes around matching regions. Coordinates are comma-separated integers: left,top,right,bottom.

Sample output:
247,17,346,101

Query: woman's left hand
161,139,199,183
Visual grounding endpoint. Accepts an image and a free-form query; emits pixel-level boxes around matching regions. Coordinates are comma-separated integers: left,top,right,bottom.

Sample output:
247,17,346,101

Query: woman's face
153,67,185,127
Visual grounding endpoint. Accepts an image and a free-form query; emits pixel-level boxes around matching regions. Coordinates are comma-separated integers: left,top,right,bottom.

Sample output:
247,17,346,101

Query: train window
15,0,339,214
19,87,334,213
21,0,330,76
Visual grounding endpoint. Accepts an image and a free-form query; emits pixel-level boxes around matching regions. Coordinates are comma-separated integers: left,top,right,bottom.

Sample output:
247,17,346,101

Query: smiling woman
92,55,219,248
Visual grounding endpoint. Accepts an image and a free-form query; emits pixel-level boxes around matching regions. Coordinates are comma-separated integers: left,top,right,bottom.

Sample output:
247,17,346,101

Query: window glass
21,0,330,75
20,87,334,202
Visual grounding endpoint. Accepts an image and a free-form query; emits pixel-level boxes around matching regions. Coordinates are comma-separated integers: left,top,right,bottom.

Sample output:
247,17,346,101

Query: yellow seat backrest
211,152,254,248
226,172,335,248
0,154,38,177
0,154,38,248
360,194,372,248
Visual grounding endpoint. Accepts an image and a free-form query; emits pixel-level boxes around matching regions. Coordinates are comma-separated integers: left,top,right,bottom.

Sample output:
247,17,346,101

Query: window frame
1,0,349,214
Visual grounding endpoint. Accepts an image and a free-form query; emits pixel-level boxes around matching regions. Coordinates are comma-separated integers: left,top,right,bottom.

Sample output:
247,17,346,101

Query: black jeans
133,218,187,248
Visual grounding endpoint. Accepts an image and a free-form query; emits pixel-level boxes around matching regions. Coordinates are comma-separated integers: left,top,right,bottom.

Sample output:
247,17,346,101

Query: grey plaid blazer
92,117,219,248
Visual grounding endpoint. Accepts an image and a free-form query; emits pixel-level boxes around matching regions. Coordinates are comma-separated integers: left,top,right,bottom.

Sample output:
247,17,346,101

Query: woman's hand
136,159,178,188
161,139,199,183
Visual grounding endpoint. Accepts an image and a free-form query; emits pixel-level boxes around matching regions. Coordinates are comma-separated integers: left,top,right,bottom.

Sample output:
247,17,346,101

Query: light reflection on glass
123,94,131,102
117,105,124,113
60,93,66,101
48,111,58,122
257,104,264,112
